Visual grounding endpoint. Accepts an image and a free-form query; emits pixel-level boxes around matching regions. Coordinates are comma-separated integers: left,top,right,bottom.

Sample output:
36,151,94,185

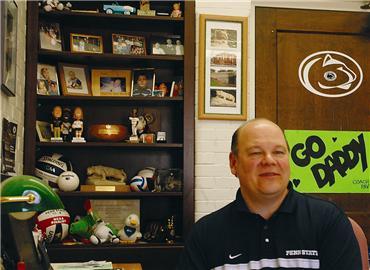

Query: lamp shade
0,175,64,213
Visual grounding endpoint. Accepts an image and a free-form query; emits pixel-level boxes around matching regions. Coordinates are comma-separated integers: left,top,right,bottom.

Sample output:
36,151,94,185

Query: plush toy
39,0,72,12
69,212,98,240
90,221,120,245
118,214,142,243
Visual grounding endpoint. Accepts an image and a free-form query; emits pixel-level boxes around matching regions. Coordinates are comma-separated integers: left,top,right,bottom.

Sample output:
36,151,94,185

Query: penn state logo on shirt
298,51,363,98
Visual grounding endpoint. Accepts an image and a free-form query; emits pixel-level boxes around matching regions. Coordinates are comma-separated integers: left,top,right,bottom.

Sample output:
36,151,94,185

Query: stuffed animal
118,214,142,244
90,221,120,245
39,0,72,12
69,212,98,240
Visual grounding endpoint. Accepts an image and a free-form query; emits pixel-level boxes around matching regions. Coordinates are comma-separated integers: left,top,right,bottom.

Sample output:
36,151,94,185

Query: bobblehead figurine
51,105,63,142
72,106,86,143
61,107,72,142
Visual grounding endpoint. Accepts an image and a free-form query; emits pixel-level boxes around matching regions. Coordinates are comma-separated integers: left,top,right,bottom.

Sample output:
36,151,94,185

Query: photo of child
132,69,155,97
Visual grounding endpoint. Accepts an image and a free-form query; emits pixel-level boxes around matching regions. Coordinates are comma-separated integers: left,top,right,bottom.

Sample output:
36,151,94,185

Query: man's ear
229,152,238,177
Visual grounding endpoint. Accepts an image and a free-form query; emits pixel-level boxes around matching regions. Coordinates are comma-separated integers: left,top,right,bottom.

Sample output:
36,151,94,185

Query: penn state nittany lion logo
298,51,363,98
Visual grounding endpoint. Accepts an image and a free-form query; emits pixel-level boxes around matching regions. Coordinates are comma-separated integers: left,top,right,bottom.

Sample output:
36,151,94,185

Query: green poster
285,130,369,193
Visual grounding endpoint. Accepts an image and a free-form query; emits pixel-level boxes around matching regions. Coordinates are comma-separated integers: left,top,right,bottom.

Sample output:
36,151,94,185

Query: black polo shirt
177,183,361,270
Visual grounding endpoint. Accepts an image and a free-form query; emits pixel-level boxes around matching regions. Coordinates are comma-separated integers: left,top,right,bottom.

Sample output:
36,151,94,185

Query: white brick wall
0,1,26,176
194,0,367,221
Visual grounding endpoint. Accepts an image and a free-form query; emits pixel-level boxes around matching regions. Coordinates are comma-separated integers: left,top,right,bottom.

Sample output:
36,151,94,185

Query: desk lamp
1,175,64,270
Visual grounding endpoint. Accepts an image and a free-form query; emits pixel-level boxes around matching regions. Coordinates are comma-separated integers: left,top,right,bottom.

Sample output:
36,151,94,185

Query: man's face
229,120,290,200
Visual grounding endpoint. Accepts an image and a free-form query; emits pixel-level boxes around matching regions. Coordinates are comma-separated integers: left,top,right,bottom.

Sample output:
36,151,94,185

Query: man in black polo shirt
177,118,361,270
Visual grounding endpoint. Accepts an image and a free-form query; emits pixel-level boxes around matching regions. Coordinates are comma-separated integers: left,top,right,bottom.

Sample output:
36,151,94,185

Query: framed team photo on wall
198,14,247,120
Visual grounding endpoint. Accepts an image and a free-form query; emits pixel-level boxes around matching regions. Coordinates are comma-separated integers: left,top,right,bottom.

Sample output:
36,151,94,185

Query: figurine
165,216,176,244
61,107,72,142
140,0,150,11
170,3,182,18
72,106,85,142
51,105,63,142
118,214,142,244
86,165,127,185
90,221,120,245
129,108,140,142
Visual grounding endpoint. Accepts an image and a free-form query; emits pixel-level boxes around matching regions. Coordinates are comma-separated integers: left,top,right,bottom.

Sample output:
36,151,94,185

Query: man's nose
261,153,276,165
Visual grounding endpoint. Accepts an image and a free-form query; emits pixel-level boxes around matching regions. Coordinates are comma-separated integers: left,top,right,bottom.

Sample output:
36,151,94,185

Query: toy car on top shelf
103,3,136,15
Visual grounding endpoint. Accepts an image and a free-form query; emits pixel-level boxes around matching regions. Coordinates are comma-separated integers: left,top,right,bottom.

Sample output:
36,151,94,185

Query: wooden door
256,7,370,241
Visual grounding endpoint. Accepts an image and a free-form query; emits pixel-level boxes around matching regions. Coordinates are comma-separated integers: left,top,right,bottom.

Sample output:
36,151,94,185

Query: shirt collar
234,181,296,214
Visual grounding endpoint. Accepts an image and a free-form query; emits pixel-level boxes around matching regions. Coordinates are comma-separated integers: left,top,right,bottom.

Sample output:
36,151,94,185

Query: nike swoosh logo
229,253,242,259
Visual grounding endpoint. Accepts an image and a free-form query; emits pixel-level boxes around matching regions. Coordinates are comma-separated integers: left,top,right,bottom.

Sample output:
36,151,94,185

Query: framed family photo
39,22,62,51
1,0,18,96
37,63,60,96
198,14,247,120
112,34,146,55
131,68,155,97
151,35,184,56
70,33,103,54
91,69,132,96
58,63,90,96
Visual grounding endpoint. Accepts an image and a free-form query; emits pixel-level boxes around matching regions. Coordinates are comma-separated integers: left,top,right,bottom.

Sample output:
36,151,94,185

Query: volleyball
57,171,80,192
129,175,148,192
35,153,73,189
36,209,70,243
137,167,156,191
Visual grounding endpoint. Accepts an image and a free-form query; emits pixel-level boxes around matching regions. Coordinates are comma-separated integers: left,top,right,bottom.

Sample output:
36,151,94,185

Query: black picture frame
1,0,18,96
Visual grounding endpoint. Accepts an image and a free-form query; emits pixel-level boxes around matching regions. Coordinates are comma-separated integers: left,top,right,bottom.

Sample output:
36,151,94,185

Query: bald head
231,118,289,155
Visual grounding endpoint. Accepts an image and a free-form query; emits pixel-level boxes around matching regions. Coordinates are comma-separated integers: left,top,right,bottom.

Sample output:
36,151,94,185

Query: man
177,118,361,270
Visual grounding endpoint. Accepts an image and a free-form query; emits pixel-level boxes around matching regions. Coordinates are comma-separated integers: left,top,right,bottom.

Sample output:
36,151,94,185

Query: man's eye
274,151,285,155
249,152,261,156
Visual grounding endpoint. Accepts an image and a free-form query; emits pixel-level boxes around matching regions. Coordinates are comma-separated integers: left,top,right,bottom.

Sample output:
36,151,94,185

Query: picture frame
36,121,52,142
151,34,183,56
1,0,18,96
131,68,155,97
37,63,60,96
153,81,173,97
198,14,247,120
58,63,91,96
91,69,132,97
39,21,62,51
70,33,103,54
112,33,146,55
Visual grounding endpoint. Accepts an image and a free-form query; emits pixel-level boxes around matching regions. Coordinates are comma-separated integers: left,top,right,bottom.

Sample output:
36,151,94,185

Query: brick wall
0,1,26,176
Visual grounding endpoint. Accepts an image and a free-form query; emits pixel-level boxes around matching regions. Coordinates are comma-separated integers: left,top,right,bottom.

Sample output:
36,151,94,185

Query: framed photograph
198,14,247,120
1,0,18,96
36,121,52,142
37,63,60,96
70,33,103,54
131,68,155,97
39,22,62,51
153,81,173,97
91,69,132,97
151,35,183,55
112,34,146,55
58,63,90,96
